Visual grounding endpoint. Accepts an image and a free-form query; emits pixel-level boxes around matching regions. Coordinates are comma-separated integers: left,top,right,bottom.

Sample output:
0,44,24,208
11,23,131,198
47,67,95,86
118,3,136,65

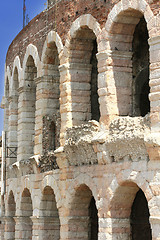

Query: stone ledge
55,116,156,167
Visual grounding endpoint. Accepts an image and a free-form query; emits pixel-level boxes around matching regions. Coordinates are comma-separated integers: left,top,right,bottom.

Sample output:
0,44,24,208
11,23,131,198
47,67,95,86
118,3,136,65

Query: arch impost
30,216,58,223
149,92,160,101
8,95,18,103
96,50,132,61
18,85,35,94
59,62,92,72
149,35,160,49
150,216,160,224
35,75,56,85
149,78,160,88
13,216,24,223
59,63,70,73
3,216,14,221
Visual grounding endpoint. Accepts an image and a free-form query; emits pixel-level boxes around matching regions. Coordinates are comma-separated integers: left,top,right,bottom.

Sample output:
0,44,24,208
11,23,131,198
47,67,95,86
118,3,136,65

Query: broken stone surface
58,116,152,167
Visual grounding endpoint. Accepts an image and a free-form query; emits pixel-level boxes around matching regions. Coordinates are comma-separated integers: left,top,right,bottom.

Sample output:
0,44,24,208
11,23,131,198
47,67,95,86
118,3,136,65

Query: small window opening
49,121,56,151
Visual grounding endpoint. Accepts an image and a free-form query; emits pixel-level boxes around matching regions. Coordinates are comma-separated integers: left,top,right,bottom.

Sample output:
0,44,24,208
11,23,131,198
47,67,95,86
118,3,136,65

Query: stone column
146,36,160,160
4,216,15,240
0,217,5,240
14,216,32,240
8,95,18,165
59,63,92,145
31,216,60,240
35,75,59,155
97,50,132,126
150,216,160,240
17,86,36,162
98,217,130,240
149,36,160,132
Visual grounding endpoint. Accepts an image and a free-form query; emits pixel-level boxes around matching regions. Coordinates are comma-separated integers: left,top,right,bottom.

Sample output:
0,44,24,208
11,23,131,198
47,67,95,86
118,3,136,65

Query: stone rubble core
55,116,152,167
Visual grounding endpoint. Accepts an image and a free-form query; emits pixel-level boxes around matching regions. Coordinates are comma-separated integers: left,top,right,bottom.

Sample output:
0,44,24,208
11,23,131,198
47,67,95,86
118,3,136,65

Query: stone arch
98,0,154,123
105,0,154,34
41,175,62,209
7,181,19,210
66,14,101,45
109,181,152,240
22,43,41,80
67,173,99,204
5,66,11,97
67,183,99,240
38,31,61,155
38,186,60,240
41,30,63,64
60,14,101,131
20,188,33,240
11,56,22,92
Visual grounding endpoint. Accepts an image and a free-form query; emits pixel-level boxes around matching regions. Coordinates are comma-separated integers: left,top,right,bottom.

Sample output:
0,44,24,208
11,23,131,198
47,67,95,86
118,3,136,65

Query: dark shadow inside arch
130,189,152,240
132,17,150,117
89,196,98,240
110,182,152,240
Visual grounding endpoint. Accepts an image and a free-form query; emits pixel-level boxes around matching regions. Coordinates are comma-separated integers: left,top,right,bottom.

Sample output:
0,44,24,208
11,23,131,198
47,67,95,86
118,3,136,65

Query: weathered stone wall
2,0,160,239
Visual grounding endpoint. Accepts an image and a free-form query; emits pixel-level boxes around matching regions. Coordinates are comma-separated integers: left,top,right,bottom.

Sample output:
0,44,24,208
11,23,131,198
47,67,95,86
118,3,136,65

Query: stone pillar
4,216,15,240
14,216,32,240
149,36,160,133
17,86,36,162
0,217,5,240
35,75,59,155
146,36,160,160
97,50,132,126
31,216,60,240
8,95,18,165
150,217,160,240
59,63,92,145
59,206,90,240
98,217,130,240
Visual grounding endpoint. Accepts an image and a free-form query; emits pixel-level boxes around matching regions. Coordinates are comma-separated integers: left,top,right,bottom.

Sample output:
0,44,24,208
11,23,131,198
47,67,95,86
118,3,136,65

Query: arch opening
69,26,100,125
41,41,60,152
20,188,33,240
108,10,150,118
19,55,37,160
39,186,60,240
110,182,152,240
132,17,150,117
68,184,98,240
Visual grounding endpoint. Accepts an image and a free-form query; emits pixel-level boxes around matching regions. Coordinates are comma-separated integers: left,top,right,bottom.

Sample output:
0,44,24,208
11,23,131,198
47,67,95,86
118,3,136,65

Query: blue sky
0,0,46,134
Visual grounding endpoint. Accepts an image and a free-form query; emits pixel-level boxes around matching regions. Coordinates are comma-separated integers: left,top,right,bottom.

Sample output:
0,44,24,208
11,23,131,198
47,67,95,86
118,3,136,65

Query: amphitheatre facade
1,0,160,239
